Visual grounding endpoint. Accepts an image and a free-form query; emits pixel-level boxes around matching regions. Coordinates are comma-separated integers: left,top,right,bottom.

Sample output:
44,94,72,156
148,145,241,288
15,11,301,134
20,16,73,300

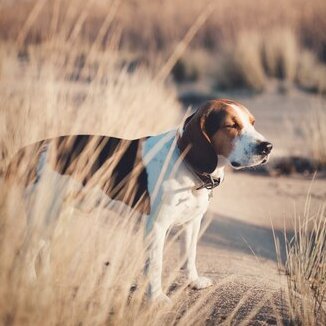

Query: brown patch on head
201,100,246,158
220,99,255,125
178,99,256,172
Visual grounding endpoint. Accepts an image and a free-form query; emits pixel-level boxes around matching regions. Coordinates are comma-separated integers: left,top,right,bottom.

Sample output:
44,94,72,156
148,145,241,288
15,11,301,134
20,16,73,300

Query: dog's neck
210,155,227,180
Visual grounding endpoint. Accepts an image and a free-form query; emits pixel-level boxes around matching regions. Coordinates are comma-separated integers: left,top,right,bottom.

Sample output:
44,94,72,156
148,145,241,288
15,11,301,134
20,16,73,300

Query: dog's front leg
146,222,171,304
181,216,213,290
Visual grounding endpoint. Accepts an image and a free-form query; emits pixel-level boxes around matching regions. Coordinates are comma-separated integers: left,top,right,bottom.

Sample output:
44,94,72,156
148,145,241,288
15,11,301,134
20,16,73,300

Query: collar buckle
196,175,221,190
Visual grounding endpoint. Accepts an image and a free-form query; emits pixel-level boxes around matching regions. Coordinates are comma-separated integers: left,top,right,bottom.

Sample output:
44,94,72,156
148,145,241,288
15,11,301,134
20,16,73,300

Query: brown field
1,0,326,54
0,0,325,325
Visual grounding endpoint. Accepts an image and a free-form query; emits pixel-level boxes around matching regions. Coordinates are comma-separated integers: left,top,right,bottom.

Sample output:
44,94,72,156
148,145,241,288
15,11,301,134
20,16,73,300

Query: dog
5,99,272,303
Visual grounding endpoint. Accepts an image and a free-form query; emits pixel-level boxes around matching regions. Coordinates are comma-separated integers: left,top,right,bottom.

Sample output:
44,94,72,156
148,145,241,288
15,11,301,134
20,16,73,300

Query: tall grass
262,28,298,82
1,177,200,325
0,7,185,321
214,32,266,92
1,1,326,92
1,0,326,59
0,40,187,326
284,200,326,325
305,107,326,166
0,39,181,169
214,28,326,93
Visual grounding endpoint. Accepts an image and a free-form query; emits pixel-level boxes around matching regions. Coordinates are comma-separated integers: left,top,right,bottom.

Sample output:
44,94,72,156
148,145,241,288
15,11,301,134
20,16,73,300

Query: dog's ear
183,112,195,129
178,110,218,174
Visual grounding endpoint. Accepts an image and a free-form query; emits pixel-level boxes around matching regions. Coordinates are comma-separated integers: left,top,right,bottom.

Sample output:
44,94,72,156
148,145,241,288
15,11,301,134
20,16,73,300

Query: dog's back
5,135,151,214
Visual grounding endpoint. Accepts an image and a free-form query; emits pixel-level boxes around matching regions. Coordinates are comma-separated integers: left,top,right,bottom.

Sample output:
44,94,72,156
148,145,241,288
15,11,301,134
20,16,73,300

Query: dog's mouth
231,155,270,169
260,154,270,165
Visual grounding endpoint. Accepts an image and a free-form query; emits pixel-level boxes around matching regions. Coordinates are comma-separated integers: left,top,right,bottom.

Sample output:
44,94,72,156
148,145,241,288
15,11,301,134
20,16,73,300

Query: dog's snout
257,141,273,155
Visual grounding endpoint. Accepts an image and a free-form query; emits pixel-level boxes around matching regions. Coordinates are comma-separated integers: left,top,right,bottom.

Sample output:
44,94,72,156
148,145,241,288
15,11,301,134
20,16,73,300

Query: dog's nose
257,141,273,155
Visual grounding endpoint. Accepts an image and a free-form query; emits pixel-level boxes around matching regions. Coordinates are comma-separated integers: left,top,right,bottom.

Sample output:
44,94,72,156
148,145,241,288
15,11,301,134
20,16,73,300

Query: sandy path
166,172,325,323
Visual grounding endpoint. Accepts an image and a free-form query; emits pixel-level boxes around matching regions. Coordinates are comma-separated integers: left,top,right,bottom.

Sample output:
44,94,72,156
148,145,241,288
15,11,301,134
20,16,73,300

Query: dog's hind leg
24,167,68,281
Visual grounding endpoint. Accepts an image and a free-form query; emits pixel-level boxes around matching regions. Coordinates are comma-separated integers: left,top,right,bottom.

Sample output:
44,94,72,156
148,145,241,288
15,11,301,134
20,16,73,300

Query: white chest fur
161,182,209,225
142,130,211,229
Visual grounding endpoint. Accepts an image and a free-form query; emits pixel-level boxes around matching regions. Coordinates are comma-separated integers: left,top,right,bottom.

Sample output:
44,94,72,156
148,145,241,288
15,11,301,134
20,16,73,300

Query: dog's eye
225,124,237,129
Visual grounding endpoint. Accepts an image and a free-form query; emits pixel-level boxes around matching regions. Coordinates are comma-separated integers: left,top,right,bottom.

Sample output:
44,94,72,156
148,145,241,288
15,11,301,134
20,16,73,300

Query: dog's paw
190,276,213,290
151,293,172,306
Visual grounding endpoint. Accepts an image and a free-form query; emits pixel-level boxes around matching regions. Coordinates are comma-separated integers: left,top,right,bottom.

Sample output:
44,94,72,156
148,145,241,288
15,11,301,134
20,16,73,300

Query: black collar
176,130,222,191
195,173,221,190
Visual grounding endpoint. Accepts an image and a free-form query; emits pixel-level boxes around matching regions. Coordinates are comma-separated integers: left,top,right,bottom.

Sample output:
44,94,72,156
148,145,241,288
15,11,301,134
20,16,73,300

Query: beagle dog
5,99,272,303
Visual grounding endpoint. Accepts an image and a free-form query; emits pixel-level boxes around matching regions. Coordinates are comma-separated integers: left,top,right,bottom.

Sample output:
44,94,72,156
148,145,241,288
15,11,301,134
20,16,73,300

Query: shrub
296,50,326,94
214,28,326,93
215,32,266,92
262,28,298,82
304,107,326,166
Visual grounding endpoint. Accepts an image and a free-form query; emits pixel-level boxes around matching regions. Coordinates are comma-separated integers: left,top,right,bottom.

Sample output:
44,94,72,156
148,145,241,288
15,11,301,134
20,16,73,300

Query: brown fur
5,136,151,215
178,99,256,174
204,99,256,158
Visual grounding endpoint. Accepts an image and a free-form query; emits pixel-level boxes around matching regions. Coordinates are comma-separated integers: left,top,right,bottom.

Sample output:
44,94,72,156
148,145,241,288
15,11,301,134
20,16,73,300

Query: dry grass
0,38,189,324
0,183,144,325
262,28,298,82
214,32,266,92
1,0,326,57
214,28,326,93
1,178,210,325
1,1,326,92
0,40,181,169
296,50,326,94
305,106,326,166
283,198,326,325
171,49,216,83
0,13,186,322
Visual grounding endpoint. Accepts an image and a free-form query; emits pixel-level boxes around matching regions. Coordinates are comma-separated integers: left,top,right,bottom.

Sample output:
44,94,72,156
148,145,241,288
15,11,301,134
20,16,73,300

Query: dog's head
179,99,272,174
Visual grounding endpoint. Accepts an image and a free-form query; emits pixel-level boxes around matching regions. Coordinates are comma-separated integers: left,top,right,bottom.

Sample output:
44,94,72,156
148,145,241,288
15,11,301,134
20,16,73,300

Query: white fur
142,131,212,299
139,105,271,301
25,131,213,299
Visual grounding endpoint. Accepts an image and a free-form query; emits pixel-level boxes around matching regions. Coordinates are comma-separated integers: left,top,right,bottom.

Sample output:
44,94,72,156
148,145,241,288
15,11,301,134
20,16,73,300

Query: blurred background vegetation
1,0,326,93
